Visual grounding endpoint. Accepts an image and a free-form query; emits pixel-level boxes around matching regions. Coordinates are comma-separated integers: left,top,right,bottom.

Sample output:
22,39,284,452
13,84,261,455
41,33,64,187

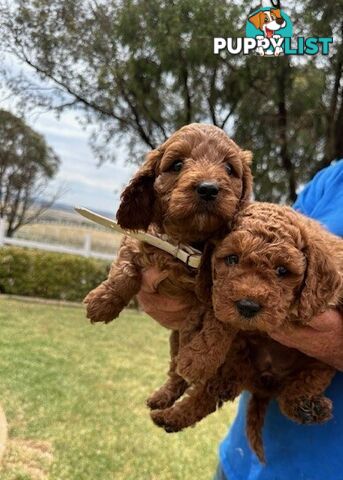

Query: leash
75,207,201,269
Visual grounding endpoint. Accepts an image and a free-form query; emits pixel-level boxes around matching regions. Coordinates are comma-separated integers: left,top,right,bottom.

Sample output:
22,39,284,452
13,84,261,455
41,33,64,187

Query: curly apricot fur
153,203,342,463
84,124,253,408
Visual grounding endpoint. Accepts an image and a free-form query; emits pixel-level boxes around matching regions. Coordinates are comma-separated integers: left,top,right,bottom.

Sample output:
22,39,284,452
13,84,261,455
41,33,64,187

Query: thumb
306,310,343,332
269,325,316,347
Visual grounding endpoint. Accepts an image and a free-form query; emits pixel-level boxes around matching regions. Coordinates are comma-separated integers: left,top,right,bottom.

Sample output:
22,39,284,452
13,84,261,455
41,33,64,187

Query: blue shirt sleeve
293,159,343,237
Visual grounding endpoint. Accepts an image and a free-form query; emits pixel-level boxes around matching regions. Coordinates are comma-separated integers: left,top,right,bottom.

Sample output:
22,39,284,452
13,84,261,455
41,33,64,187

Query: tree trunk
334,92,343,161
320,22,343,170
277,59,297,203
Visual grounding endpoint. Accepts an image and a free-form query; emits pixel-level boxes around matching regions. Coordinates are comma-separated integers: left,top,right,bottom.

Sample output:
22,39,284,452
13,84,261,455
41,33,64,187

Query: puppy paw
147,390,178,411
84,289,125,323
217,382,240,402
291,396,333,425
150,410,183,433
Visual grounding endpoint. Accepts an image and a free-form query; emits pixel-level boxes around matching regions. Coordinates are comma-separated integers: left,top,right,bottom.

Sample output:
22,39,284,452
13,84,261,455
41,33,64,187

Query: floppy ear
195,242,216,305
297,228,342,322
240,150,253,206
116,149,161,231
248,12,264,30
271,8,281,17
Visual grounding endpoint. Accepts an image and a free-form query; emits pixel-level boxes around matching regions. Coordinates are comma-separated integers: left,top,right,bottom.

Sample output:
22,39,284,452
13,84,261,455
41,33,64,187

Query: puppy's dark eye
225,163,234,176
276,266,289,277
169,160,183,172
225,254,239,265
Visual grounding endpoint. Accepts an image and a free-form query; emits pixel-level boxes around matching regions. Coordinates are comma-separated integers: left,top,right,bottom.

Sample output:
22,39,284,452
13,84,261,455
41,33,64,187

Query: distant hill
16,201,121,252
34,201,114,228
52,201,114,219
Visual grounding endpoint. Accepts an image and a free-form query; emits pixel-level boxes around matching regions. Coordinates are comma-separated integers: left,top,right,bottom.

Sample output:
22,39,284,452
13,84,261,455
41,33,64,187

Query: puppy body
152,330,335,462
84,123,252,409
151,203,342,461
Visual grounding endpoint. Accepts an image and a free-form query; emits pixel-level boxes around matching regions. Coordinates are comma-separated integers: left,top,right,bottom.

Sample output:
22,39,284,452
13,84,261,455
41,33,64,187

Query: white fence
0,218,114,261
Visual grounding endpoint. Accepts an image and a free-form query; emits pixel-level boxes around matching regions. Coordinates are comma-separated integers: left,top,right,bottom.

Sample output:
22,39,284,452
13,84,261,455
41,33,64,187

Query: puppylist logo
214,1,333,57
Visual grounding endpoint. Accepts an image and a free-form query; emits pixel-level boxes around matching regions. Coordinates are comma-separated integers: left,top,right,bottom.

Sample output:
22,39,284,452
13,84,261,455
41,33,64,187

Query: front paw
147,390,178,411
150,409,183,433
84,288,125,323
286,396,333,425
217,381,240,402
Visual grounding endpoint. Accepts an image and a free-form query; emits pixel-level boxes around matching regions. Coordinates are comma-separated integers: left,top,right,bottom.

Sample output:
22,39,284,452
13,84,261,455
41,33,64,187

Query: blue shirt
219,160,343,480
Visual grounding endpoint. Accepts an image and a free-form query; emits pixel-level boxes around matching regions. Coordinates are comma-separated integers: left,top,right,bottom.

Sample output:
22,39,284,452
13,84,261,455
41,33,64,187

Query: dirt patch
1,438,53,480
0,405,7,462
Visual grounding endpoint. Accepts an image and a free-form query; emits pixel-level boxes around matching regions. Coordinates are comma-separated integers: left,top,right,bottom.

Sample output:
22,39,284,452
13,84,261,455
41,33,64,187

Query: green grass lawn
0,298,236,480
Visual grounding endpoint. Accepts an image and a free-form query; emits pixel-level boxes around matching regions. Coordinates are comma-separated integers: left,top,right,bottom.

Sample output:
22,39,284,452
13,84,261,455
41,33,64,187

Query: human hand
137,266,193,328
269,310,343,371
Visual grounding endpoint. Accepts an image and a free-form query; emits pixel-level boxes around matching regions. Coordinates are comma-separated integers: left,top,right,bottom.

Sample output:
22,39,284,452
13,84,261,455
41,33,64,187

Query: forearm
270,310,343,371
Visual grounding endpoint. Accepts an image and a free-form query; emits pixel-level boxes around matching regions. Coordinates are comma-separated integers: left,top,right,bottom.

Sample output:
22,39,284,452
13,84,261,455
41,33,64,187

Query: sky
1,55,136,216
29,110,136,215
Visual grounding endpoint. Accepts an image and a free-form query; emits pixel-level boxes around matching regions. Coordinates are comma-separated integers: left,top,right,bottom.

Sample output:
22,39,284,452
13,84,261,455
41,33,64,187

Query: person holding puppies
83,120,342,478
151,200,341,450
138,160,343,480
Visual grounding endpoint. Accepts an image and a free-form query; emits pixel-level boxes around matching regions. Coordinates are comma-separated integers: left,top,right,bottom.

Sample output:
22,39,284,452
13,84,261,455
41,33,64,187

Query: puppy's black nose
236,299,261,318
276,17,284,25
196,182,219,201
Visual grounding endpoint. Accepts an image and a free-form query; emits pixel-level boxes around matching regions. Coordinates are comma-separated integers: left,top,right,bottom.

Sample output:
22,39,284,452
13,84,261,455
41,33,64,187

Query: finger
141,267,168,292
308,310,342,332
141,266,166,283
269,326,318,347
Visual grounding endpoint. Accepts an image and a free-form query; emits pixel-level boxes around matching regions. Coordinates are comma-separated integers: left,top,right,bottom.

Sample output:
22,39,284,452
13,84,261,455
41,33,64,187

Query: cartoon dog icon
248,8,286,56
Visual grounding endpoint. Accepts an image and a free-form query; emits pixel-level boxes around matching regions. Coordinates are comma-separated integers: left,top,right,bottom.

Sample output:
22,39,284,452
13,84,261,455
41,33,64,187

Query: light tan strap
75,207,201,268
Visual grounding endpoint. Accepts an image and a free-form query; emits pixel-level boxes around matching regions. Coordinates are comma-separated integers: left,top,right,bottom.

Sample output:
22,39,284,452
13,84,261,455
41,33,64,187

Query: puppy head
202,203,341,332
249,9,286,36
117,123,253,242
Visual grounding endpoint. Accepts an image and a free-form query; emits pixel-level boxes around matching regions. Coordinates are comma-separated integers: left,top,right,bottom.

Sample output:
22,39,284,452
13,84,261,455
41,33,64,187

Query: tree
234,0,343,202
0,0,246,151
0,109,60,236
0,0,341,203
304,0,343,171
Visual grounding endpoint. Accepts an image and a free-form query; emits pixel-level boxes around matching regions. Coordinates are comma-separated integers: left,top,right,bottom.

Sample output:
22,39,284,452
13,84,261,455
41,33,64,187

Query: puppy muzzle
196,181,219,201
236,299,262,318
